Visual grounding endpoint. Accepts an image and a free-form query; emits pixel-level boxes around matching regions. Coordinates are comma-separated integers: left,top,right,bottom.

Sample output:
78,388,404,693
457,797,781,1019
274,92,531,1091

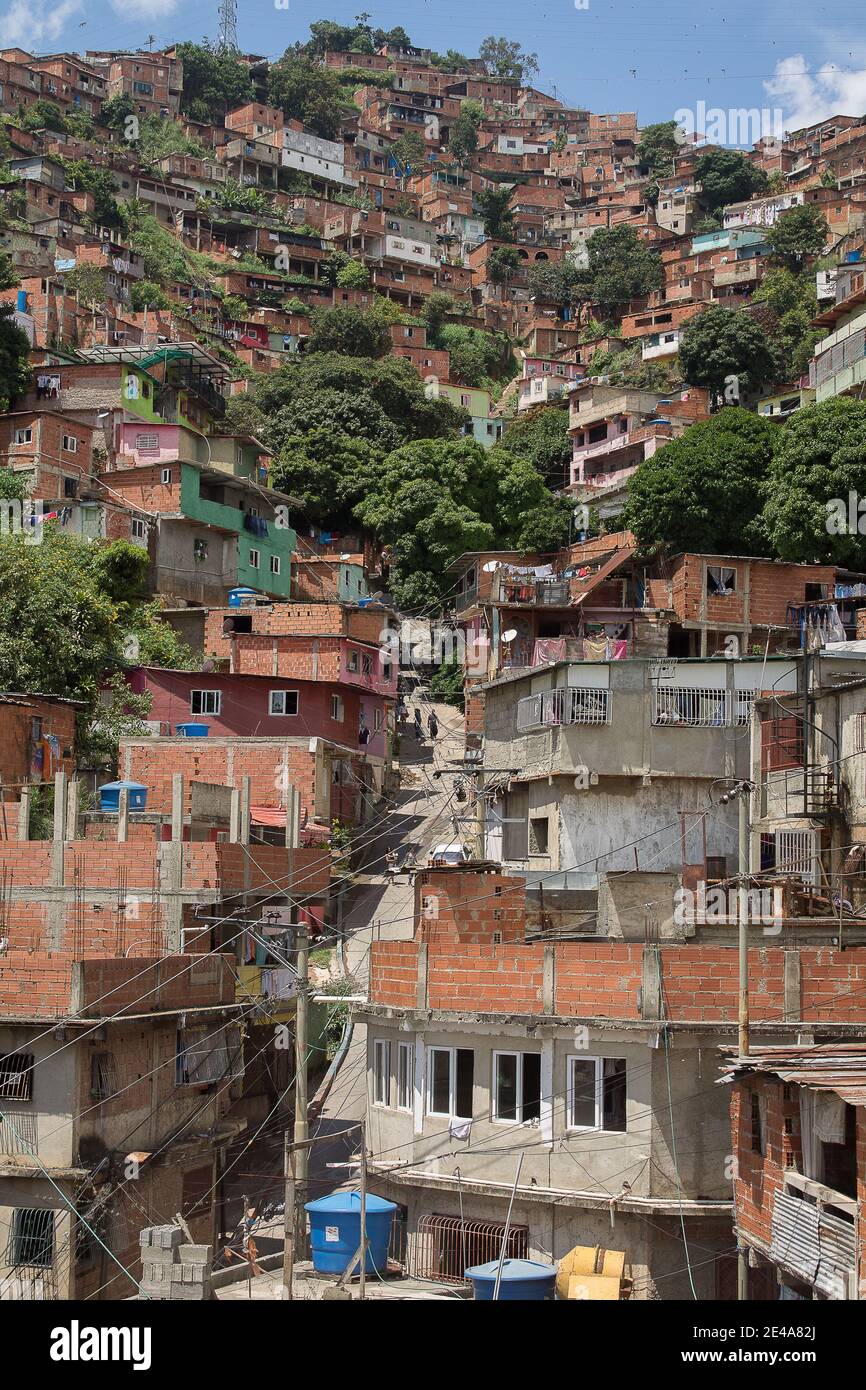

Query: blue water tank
175,723,209,737
98,780,147,812
228,587,259,608
465,1258,557,1301
305,1191,396,1276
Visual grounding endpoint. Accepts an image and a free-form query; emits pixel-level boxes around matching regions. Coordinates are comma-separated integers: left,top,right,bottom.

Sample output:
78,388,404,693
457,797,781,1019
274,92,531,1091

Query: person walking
428,711,439,739
413,708,424,742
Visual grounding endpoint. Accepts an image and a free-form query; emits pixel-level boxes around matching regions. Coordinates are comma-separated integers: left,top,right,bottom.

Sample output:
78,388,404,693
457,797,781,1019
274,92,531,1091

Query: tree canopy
761,397,866,566
478,36,539,84
621,408,779,556
268,51,351,140
695,150,769,217
678,305,779,400
765,203,829,271
175,40,255,124
584,224,664,310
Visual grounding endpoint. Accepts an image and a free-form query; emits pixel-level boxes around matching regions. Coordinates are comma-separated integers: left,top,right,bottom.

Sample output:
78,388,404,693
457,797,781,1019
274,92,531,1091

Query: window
528,816,549,856
427,1047,474,1118
362,653,373,676
161,467,172,484
249,549,260,568
131,517,147,541
397,1042,412,1111
13,428,32,445
0,1052,33,1101
7,1208,54,1267
193,538,208,561
270,555,281,575
269,690,298,716
707,565,736,596
567,1056,627,1132
62,434,78,453
63,477,78,499
493,1052,541,1123
373,1039,390,1106
90,1052,118,1101
750,1089,766,1155
190,690,221,716
331,695,344,722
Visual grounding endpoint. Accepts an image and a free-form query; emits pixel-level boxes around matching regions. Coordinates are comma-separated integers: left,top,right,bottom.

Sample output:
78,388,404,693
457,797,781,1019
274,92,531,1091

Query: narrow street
306,697,466,1196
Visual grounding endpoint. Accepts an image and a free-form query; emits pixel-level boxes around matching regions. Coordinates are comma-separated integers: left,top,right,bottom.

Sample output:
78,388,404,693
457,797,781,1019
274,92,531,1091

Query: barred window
90,1053,119,1102
0,1053,33,1101
6,1208,54,1267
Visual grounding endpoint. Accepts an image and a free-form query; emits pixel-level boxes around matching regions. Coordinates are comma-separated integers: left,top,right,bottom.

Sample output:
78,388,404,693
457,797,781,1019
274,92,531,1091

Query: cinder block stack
139,1225,213,1300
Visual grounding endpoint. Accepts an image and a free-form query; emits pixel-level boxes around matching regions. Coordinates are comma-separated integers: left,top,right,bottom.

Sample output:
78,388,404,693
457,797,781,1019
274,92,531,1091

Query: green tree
428,656,464,708
63,263,108,338
621,408,779,555
175,40,255,124
99,93,136,133
479,36,539,84
449,100,484,163
268,51,349,140
61,160,120,224
678,305,779,401
527,257,583,304
335,258,370,289
500,402,572,485
765,203,829,271
307,305,391,357
269,430,378,526
488,246,521,284
388,129,426,175
436,324,510,387
136,114,206,166
477,186,515,239
695,149,769,217
585,223,664,310
636,120,681,174
0,252,32,411
761,397,866,565
20,99,67,133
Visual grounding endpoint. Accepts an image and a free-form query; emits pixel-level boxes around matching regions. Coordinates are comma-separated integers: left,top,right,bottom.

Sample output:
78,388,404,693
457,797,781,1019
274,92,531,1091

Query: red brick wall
0,696,76,787
670,555,837,630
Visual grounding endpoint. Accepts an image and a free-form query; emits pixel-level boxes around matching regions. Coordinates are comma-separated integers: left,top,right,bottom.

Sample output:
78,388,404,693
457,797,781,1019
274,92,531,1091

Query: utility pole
474,767,485,860
358,1119,367,1301
737,784,750,1058
293,916,310,1256
282,1131,296,1300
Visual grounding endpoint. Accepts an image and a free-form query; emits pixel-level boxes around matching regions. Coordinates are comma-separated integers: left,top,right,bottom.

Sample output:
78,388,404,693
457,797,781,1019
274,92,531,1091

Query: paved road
305,698,466,1197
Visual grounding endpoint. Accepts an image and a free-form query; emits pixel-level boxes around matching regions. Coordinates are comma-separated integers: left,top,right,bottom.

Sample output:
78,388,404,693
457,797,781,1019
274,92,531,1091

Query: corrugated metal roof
719,1043,866,1106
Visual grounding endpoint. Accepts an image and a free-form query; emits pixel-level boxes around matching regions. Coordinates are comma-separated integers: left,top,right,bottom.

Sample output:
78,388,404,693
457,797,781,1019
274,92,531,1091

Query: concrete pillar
543,944,556,1014
17,785,31,841
51,769,67,887
117,787,129,843
415,941,429,1011
229,787,241,843
66,779,80,841
640,944,662,1020
239,776,250,847
171,773,184,842
783,949,801,1023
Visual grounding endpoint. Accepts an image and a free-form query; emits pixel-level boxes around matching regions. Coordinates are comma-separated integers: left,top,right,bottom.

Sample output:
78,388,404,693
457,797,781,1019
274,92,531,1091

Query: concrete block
141,1246,175,1266
179,1244,212,1265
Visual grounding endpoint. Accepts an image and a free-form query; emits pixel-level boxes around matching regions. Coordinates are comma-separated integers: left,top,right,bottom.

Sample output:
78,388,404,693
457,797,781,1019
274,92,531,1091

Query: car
427,841,470,867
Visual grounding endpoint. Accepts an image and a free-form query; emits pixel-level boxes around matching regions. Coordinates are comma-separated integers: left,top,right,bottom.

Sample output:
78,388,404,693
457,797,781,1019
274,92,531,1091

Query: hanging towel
449,1118,472,1141
814,1090,846,1144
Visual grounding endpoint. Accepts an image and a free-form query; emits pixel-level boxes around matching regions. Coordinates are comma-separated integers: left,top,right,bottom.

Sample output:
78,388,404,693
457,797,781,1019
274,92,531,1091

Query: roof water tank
305,1190,396,1276
465,1257,557,1300
98,780,147,812
175,723,209,737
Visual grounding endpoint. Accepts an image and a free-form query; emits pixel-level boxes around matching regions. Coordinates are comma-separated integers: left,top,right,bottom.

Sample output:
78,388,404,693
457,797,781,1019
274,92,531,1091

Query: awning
250,807,286,828
572,545,636,605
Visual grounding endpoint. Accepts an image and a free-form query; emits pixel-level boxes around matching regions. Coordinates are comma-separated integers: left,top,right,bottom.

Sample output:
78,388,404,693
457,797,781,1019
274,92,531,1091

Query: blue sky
2,0,865,134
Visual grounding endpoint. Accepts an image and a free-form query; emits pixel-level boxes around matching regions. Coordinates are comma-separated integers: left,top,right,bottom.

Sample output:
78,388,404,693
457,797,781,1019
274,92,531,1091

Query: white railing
652,686,729,727
517,688,611,730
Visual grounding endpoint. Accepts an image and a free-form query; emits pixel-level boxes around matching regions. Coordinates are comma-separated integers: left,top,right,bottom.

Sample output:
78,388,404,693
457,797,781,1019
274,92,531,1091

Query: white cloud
0,0,82,51
765,54,866,132
109,0,179,15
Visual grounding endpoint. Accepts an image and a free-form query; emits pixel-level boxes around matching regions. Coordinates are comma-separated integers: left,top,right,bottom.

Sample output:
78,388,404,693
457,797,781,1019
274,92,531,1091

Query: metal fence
413,1214,529,1285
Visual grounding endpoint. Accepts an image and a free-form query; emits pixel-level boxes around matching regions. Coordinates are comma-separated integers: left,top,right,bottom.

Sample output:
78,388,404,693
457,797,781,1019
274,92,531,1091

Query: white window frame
396,1041,412,1112
190,690,221,716
62,434,78,453
270,555,281,575
13,428,32,445
161,467,172,484
426,1046,473,1119
269,690,299,717
492,1050,541,1123
249,548,260,568
373,1039,390,1107
131,517,147,540
566,1055,627,1133
330,694,344,722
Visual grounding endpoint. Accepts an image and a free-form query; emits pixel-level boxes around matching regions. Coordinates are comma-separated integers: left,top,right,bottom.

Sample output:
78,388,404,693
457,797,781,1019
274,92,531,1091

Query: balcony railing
517,687,611,730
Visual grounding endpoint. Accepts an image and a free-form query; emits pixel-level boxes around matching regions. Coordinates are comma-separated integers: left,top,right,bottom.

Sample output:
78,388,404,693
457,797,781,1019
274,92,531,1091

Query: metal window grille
775,829,819,887
652,686,729,727
0,1108,37,1156
733,690,758,726
6,1208,54,1268
176,1025,239,1086
0,1054,33,1101
90,1053,119,1101
517,688,610,730
413,1214,528,1285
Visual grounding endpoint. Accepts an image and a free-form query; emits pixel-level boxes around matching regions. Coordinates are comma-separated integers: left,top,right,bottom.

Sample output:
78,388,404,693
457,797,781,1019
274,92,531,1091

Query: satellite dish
482,560,499,573
502,629,518,643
